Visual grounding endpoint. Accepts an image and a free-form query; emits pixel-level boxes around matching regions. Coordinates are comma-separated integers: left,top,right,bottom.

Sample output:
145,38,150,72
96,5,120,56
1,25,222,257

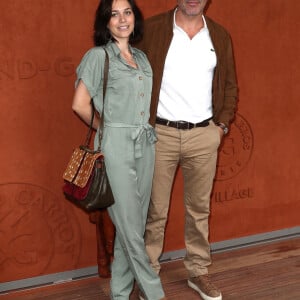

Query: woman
72,0,166,299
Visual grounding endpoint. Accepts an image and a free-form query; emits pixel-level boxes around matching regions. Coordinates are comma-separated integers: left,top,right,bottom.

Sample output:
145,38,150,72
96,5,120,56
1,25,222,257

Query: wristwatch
216,122,229,135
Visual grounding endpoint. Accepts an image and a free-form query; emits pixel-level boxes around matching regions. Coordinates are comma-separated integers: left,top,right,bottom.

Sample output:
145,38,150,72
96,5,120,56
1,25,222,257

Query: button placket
136,72,146,121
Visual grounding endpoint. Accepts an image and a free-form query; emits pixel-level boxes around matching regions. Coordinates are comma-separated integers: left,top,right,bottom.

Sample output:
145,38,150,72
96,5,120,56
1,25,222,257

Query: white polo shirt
157,12,217,123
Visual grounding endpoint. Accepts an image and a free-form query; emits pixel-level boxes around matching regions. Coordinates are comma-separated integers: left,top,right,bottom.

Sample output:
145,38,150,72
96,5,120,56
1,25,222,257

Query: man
138,1,238,300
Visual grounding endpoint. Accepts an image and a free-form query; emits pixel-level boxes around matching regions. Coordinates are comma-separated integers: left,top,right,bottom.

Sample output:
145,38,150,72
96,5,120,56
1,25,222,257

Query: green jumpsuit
76,41,165,300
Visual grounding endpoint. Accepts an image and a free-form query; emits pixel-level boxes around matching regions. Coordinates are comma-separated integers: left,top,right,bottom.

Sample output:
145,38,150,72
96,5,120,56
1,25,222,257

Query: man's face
177,0,208,16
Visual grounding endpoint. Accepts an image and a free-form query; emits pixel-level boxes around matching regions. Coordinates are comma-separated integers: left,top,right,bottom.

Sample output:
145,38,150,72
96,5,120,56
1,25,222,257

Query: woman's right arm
72,80,100,130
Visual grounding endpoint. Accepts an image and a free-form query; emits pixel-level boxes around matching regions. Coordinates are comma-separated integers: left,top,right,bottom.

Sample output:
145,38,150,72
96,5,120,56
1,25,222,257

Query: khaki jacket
137,8,238,127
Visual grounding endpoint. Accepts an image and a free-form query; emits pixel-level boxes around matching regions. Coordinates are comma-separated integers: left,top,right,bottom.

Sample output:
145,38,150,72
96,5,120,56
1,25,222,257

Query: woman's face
108,0,135,42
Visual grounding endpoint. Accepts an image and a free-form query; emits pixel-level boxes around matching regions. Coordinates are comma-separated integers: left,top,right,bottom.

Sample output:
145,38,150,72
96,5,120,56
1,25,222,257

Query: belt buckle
177,121,189,130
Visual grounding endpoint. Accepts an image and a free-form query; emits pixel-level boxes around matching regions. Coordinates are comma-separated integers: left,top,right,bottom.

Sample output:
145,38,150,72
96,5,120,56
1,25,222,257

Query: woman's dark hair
93,0,144,46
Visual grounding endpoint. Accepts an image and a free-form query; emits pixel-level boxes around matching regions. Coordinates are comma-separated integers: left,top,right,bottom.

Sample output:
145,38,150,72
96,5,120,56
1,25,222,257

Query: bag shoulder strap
84,49,109,147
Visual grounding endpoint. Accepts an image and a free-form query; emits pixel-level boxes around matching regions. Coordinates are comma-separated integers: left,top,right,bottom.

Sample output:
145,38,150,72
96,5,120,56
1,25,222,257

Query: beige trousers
145,121,220,277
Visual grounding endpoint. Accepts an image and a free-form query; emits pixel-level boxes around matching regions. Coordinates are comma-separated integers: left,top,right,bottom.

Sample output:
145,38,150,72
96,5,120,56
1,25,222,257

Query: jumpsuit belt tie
104,123,157,158
131,124,157,158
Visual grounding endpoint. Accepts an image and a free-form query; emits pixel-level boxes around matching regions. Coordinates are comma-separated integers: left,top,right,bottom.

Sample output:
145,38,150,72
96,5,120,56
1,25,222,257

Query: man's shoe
188,275,222,300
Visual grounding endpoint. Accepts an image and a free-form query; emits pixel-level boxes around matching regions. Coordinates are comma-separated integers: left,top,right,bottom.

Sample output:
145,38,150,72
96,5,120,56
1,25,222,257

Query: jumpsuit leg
110,234,134,299
107,133,165,300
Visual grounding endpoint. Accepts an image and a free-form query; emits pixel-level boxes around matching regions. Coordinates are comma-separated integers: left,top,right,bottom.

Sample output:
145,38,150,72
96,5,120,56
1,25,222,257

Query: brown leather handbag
62,49,114,212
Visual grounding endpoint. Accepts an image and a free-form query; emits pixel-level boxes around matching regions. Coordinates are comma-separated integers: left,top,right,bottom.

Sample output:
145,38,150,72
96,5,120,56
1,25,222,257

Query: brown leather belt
156,116,212,130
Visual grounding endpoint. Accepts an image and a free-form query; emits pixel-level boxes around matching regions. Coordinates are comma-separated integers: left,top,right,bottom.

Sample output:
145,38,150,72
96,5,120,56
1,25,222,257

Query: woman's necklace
121,51,138,69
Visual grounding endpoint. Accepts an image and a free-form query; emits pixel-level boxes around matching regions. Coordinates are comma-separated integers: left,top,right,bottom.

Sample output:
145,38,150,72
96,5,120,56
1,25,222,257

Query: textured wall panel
0,0,299,283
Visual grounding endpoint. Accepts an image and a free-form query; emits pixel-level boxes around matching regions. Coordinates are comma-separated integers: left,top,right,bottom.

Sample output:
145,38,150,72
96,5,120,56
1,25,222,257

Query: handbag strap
84,49,109,148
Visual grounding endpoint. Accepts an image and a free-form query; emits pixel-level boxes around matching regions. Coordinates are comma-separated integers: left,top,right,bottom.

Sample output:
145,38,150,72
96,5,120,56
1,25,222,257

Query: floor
1,238,299,299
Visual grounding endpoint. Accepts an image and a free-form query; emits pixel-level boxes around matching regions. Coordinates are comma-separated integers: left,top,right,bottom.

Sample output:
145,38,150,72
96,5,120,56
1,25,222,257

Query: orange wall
0,0,299,283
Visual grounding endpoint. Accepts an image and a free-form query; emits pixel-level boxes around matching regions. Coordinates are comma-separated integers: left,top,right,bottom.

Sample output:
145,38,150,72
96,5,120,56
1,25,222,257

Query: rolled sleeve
75,47,106,104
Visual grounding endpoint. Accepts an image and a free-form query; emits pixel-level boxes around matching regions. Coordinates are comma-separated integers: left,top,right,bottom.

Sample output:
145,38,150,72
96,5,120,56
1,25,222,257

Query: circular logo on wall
0,183,82,282
215,113,254,181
